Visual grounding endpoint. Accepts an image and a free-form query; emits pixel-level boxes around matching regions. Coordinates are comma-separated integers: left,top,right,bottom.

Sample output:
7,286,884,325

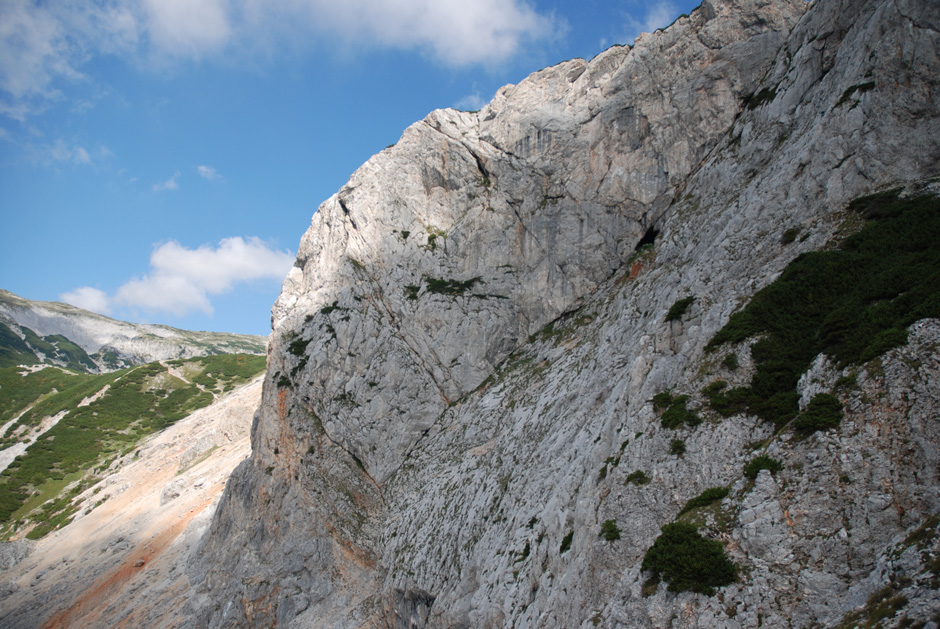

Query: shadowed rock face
187,0,940,627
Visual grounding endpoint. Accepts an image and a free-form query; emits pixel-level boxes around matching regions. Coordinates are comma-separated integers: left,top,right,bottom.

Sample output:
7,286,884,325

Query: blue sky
0,0,701,336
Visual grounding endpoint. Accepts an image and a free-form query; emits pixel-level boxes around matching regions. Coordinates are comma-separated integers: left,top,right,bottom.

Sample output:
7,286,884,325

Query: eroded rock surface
180,0,940,626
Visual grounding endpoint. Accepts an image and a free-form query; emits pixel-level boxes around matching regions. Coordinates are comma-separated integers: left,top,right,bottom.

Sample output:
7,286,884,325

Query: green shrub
793,393,843,435
706,191,940,426
670,439,686,456
641,522,738,594
744,454,783,479
702,381,752,417
660,395,701,429
560,530,574,553
836,81,876,108
424,276,482,296
288,337,311,356
599,519,621,541
745,86,777,110
666,297,695,322
781,228,800,244
652,391,673,410
625,470,652,486
679,486,730,516
721,353,739,371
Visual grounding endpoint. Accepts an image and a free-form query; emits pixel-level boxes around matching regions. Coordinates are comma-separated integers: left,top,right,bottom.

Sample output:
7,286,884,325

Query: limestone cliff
188,0,940,626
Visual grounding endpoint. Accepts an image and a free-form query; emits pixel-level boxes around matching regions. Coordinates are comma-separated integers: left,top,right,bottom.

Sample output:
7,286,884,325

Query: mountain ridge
0,289,266,372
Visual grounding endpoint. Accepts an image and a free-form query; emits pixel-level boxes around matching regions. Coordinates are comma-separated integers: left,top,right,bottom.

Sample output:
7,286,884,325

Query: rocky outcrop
186,0,940,627
0,290,266,372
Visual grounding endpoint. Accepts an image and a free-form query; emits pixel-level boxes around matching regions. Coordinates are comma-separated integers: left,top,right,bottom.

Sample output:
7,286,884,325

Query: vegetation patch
288,336,312,357
641,522,738,594
0,354,264,537
781,227,801,244
835,81,876,108
706,191,940,426
744,454,783,479
793,393,843,436
424,276,482,297
652,391,674,410
425,226,447,251
0,323,38,368
666,296,695,322
625,470,652,486
679,487,730,516
599,519,621,541
560,530,574,553
174,354,266,394
660,395,701,429
837,582,909,629
702,380,751,417
744,86,777,110
669,439,687,456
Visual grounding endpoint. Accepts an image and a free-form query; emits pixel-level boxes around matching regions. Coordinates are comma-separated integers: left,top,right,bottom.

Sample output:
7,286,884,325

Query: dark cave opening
635,226,659,250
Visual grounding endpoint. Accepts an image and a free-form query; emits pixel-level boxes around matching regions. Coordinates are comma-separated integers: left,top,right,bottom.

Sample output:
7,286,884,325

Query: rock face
0,289,266,372
187,0,940,627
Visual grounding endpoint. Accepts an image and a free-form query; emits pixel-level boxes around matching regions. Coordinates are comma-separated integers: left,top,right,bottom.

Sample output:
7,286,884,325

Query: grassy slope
0,353,265,539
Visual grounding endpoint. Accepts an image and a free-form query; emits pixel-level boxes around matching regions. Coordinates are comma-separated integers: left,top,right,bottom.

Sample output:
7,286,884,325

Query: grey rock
37,0,935,627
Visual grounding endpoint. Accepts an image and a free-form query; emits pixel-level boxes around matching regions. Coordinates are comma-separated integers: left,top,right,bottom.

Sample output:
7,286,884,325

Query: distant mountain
0,290,266,373
0,352,266,541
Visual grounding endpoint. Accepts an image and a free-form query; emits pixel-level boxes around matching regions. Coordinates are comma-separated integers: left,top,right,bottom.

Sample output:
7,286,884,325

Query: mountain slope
3,0,938,626
0,353,266,541
0,289,266,372
0,374,262,629
183,0,940,626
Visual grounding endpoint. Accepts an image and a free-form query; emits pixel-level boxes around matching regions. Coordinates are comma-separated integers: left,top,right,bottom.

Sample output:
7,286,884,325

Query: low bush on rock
641,522,738,594
793,393,843,435
679,487,730,516
599,519,621,541
744,454,783,479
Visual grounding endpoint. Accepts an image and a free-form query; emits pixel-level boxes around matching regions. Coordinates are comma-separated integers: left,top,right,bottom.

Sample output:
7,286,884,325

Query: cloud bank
61,236,294,318
1,0,559,121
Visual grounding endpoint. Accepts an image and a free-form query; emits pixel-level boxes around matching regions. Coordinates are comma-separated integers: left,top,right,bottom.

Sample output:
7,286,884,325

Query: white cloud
152,170,180,192
454,92,487,112
64,237,294,318
73,145,91,164
141,0,231,60
621,1,681,45
0,0,138,120
197,164,221,180
259,0,560,66
1,0,560,120
60,286,113,315
34,139,99,165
